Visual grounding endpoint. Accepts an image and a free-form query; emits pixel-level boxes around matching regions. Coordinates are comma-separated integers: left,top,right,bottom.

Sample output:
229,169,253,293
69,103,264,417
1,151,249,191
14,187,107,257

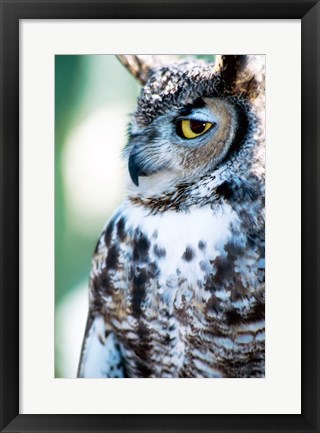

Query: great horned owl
78,55,265,378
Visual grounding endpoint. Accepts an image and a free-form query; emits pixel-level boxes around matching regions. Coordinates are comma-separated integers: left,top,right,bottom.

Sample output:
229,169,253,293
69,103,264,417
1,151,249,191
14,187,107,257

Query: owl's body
78,55,265,378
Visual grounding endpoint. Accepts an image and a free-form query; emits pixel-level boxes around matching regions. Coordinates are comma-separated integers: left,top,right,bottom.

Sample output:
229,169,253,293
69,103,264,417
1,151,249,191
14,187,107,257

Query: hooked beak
128,153,147,187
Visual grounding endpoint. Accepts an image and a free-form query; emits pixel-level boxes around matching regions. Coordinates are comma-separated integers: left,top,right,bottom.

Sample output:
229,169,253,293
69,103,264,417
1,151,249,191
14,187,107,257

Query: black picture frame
0,1,319,432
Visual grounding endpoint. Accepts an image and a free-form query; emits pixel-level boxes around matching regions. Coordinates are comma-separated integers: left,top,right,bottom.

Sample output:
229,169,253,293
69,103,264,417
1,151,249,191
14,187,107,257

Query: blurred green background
55,55,215,378
55,55,140,377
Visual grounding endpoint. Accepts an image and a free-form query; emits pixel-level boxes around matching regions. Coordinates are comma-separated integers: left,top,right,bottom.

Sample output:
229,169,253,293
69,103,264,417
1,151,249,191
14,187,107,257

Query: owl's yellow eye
179,119,213,139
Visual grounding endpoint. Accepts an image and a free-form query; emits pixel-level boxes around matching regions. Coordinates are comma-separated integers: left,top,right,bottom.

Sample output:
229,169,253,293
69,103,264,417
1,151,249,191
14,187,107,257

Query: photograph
55,54,265,379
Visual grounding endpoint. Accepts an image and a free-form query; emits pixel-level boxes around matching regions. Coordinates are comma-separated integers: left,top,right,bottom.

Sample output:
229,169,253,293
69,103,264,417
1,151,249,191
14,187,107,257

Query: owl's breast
102,200,264,377
124,201,237,280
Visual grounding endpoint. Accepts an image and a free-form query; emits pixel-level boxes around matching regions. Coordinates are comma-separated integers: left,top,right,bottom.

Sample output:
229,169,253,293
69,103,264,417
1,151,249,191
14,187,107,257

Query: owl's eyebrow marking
178,97,206,117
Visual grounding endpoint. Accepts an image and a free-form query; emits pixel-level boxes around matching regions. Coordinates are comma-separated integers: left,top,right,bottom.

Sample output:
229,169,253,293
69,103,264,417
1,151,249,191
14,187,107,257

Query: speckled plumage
78,55,265,378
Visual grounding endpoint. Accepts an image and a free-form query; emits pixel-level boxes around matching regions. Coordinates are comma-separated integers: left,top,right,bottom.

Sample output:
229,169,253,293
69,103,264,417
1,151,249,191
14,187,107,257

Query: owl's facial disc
173,98,239,174
126,97,239,187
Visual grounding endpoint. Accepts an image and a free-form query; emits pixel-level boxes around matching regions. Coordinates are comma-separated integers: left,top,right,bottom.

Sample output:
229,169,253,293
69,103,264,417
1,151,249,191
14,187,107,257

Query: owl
78,54,265,378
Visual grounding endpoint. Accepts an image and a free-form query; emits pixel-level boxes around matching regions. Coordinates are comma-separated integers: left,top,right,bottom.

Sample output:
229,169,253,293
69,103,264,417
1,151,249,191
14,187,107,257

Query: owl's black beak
128,153,148,187
128,153,140,186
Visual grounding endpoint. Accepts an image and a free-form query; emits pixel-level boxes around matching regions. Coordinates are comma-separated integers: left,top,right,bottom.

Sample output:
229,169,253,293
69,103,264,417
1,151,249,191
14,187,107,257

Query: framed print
0,0,319,432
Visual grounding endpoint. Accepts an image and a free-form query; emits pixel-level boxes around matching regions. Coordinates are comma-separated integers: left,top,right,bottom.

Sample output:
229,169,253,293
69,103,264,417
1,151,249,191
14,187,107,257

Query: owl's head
118,55,265,192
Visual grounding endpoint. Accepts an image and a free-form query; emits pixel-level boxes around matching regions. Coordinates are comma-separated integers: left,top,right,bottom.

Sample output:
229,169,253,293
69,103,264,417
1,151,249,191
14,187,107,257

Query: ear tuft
117,55,162,85
214,55,265,99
